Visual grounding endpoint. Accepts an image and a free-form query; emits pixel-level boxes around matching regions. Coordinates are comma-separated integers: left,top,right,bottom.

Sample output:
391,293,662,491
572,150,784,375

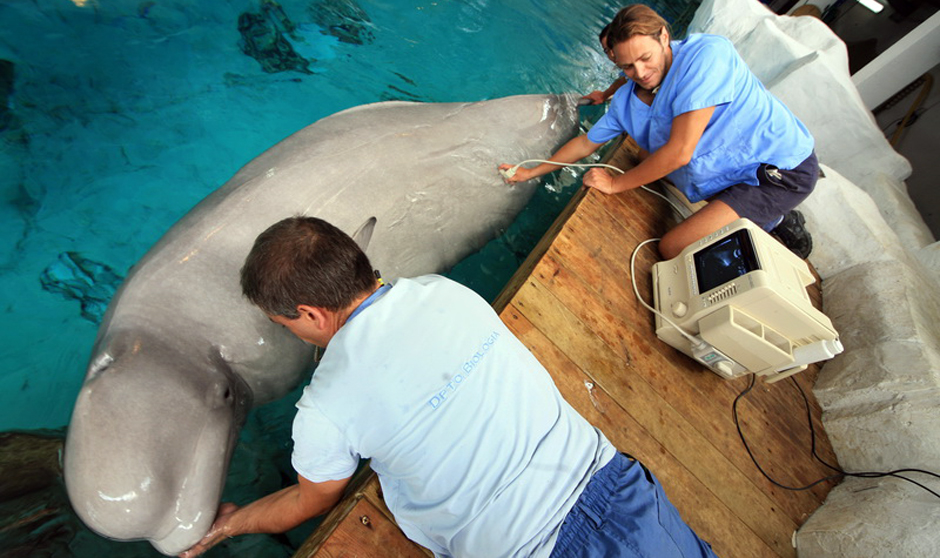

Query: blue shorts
713,151,819,230
549,453,717,558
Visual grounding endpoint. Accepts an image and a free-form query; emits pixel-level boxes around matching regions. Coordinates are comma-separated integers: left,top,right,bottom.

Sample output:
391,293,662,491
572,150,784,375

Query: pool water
0,0,697,555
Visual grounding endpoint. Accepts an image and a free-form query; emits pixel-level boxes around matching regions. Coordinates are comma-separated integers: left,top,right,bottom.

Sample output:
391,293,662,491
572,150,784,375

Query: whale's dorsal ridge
352,216,377,253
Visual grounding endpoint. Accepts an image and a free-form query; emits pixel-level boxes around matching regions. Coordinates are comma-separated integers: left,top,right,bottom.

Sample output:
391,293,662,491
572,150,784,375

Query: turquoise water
0,0,626,433
0,0,696,555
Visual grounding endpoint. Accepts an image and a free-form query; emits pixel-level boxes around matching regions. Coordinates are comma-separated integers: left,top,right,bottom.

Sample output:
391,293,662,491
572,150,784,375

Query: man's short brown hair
240,216,376,318
607,4,671,49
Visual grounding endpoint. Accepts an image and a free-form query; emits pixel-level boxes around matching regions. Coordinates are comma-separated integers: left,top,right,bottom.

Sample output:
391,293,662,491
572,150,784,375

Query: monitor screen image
693,228,760,295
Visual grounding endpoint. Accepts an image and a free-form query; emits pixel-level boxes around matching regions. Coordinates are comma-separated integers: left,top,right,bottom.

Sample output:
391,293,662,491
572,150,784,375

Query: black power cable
732,374,940,500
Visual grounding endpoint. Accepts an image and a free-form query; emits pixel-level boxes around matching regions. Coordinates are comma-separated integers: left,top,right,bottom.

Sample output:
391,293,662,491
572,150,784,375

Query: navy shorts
549,453,717,558
713,151,819,230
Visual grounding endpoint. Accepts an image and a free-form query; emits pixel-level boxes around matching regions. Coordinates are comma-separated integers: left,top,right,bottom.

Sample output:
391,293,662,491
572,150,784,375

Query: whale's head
64,329,253,555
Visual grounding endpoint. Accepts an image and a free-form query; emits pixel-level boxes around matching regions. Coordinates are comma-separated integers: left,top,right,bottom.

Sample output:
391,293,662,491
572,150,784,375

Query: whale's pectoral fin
351,217,377,252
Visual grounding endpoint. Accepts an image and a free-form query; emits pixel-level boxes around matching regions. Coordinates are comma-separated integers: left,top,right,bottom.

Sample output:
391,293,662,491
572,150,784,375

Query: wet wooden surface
295,138,840,558
293,467,431,558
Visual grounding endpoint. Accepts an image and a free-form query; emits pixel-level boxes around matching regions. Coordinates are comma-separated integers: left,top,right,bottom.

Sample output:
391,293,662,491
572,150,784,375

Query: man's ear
660,26,669,46
296,304,329,330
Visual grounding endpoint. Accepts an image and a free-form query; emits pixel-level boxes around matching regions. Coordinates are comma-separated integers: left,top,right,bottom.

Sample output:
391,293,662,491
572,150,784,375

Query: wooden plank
542,191,839,507
306,499,428,558
292,468,430,558
591,186,842,497
501,306,782,558
533,245,836,510
293,468,372,557
508,277,799,556
359,475,394,524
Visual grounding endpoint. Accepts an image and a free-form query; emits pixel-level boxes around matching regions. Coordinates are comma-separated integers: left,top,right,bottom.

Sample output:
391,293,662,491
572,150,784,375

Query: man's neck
335,280,382,330
663,44,673,77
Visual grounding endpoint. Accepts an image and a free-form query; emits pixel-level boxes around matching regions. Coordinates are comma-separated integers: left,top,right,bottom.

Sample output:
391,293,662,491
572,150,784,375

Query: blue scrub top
587,34,814,202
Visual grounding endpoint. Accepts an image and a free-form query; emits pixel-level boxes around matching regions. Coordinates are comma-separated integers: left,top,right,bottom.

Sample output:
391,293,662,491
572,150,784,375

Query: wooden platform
294,140,841,558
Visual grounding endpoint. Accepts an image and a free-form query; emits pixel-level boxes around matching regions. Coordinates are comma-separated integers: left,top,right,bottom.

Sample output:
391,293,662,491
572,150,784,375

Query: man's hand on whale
178,475,350,557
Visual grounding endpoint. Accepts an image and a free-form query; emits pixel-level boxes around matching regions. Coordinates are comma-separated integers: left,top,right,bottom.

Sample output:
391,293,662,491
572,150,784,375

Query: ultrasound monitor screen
693,229,760,294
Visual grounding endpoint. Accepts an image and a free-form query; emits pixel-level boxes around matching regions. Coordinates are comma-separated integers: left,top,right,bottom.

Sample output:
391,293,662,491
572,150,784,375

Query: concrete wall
689,0,940,555
824,3,940,238
873,62,940,240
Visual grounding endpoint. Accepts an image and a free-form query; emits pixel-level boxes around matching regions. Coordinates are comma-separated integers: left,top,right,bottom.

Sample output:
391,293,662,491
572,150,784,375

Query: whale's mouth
145,450,231,555
146,490,218,555
152,527,209,556
146,413,241,555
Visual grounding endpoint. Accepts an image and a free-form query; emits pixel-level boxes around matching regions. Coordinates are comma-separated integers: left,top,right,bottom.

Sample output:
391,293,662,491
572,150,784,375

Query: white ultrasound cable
500,159,690,218
629,238,704,349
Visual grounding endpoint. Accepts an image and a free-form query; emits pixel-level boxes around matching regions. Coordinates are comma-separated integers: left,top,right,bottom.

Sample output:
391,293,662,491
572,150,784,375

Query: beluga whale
63,94,580,555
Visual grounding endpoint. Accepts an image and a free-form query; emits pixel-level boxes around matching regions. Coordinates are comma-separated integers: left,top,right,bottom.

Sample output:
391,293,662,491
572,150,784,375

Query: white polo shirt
291,275,615,557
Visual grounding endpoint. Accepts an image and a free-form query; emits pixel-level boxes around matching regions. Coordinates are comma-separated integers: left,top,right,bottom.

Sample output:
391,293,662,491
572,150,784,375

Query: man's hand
584,168,616,194
178,503,240,558
581,91,606,105
497,134,604,187
177,475,349,557
497,164,535,184
583,106,717,197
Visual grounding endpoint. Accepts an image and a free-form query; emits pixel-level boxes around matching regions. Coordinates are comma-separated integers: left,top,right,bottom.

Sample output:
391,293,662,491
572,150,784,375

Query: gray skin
63,94,580,555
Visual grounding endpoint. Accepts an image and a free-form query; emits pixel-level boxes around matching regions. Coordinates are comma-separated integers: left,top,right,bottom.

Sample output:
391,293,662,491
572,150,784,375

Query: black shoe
772,210,813,259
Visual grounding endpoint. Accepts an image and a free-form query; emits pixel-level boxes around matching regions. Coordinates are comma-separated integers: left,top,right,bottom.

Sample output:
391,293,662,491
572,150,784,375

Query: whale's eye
207,381,236,408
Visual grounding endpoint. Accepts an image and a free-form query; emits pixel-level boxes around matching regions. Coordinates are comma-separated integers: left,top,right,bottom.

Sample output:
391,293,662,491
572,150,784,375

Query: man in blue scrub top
500,4,818,260
179,216,717,557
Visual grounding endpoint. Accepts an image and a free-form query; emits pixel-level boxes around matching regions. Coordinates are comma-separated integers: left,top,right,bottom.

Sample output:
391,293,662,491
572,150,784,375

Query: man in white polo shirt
179,216,716,558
